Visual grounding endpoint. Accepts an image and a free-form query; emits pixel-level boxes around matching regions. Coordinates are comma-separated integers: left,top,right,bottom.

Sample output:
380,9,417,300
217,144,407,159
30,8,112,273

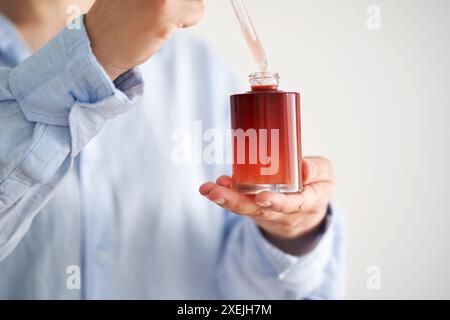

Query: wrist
84,13,125,80
261,207,331,256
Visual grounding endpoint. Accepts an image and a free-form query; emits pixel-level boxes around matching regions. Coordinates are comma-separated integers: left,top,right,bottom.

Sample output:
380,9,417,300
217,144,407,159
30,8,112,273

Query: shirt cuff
7,16,144,157
249,205,335,294
8,16,142,127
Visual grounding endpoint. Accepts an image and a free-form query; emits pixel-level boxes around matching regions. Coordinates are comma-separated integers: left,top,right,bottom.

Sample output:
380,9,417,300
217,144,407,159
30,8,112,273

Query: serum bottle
230,71,302,194
229,0,303,194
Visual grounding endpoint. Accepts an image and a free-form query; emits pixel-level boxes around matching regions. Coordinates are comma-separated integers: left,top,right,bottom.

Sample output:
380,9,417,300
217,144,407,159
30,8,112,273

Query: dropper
230,0,268,72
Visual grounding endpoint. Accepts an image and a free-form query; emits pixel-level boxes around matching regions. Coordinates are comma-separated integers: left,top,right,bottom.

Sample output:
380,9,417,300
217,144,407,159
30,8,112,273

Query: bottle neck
249,71,280,91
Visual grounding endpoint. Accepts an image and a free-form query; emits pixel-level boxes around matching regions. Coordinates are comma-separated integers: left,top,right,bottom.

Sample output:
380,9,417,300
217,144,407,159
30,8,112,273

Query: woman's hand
85,0,205,80
199,157,335,255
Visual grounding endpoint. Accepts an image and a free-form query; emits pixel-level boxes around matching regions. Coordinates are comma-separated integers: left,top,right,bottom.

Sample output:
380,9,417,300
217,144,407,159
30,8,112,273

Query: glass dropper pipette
230,0,269,72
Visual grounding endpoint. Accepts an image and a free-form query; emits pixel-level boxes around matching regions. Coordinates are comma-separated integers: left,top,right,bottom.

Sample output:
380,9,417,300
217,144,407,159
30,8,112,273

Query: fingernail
214,199,226,205
256,201,272,207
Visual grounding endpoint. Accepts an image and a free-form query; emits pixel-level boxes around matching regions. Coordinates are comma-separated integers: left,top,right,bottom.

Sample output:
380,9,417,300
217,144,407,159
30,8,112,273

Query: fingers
216,175,233,188
213,159,334,188
200,155,336,216
255,181,334,214
302,156,335,185
199,182,260,215
201,179,333,216
255,191,305,214
199,182,217,196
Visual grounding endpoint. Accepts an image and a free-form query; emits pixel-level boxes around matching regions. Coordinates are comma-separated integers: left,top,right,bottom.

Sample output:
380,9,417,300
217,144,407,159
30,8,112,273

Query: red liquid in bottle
230,85,303,194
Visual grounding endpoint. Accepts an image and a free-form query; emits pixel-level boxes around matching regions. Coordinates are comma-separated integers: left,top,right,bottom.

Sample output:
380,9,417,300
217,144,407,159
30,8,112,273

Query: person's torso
0,15,237,299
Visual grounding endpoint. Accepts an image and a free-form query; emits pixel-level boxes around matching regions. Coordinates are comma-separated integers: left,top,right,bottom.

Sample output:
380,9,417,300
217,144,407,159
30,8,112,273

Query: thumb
302,156,335,185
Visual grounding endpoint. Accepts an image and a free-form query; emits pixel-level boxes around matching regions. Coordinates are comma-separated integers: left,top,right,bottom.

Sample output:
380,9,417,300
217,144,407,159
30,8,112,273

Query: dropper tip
231,0,269,74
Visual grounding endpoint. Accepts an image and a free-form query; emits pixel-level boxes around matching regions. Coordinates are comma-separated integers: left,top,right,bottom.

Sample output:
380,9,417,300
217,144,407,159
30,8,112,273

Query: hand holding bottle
200,157,335,255
85,0,205,80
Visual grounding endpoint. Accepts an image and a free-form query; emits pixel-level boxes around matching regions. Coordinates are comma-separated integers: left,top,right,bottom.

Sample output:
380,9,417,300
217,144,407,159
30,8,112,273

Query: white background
193,0,450,299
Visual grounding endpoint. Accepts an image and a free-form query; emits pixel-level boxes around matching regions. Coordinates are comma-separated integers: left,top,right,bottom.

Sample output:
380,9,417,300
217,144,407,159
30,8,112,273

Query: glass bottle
230,71,303,194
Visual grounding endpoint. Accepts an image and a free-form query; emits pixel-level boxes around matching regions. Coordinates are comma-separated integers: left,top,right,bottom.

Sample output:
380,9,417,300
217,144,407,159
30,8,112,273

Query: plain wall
192,0,450,299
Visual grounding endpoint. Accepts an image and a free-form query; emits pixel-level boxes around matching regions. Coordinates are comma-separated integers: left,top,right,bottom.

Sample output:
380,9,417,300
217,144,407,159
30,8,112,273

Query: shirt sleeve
0,18,144,262
216,205,345,299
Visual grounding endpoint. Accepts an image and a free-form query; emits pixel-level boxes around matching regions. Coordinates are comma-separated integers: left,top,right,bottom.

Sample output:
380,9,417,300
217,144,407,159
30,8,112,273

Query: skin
0,0,93,51
85,0,205,80
0,0,205,80
200,157,335,255
0,0,336,256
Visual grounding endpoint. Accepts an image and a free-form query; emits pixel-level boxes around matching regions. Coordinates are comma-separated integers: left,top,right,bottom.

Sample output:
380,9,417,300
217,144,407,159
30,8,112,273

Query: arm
201,158,345,299
0,20,143,262
215,205,345,299
0,0,205,262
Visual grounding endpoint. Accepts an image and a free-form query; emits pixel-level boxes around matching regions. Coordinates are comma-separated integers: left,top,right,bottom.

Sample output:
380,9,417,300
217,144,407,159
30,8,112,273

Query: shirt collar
0,13,31,66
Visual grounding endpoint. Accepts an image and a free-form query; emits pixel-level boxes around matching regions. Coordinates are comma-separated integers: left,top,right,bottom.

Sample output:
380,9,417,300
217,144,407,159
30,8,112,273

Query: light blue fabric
0,15,345,299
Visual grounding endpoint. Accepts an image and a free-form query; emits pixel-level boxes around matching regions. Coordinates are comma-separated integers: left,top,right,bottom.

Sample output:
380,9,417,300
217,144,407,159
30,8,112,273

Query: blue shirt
0,15,345,299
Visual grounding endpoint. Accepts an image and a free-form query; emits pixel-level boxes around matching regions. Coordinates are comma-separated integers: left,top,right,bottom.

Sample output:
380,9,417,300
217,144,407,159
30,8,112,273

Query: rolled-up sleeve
216,206,345,299
0,18,143,261
7,17,143,154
